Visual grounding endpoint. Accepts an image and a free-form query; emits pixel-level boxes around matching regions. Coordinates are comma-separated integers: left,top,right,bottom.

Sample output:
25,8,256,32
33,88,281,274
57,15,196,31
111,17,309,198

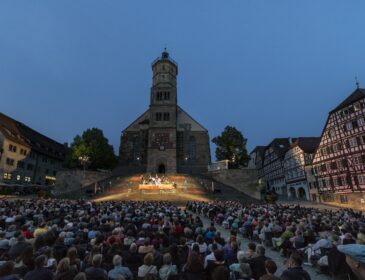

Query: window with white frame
358,175,365,185
329,129,336,138
349,137,358,147
346,122,353,131
358,117,365,127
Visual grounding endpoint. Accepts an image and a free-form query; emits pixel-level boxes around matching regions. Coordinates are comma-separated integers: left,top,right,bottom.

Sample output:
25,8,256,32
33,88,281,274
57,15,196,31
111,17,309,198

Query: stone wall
55,169,111,193
209,168,261,199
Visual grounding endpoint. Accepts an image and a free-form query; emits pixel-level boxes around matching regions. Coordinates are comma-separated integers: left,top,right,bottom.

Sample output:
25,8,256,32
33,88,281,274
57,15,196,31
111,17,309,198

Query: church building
119,50,211,174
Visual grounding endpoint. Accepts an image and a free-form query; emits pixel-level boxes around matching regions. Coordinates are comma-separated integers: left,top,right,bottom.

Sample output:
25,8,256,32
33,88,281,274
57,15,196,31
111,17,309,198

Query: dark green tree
64,128,117,170
212,126,250,167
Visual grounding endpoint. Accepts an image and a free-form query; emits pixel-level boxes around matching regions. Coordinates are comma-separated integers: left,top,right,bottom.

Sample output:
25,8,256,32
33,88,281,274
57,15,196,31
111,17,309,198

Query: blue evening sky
1,1,365,159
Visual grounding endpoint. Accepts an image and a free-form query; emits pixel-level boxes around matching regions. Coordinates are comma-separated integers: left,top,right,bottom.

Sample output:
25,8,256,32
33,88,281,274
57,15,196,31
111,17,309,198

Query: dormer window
354,102,361,111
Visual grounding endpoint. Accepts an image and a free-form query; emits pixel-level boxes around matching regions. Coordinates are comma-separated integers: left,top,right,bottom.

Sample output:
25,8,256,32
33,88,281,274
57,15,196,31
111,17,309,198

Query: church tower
147,50,178,173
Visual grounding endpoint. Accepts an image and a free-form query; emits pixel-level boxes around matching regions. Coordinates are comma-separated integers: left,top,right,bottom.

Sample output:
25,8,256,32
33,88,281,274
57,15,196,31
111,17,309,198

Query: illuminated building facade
283,137,320,200
119,50,211,174
0,113,66,186
312,87,365,207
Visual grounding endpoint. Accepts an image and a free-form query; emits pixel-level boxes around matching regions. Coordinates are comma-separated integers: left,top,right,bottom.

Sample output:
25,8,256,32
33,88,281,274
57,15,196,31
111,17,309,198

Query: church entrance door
158,164,166,174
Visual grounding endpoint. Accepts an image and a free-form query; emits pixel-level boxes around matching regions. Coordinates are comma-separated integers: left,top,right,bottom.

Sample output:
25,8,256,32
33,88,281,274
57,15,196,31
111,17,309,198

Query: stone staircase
55,172,260,204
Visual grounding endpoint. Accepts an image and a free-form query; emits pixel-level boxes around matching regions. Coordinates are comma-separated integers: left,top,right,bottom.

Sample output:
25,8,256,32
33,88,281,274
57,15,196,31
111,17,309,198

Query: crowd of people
187,201,365,279
0,199,363,280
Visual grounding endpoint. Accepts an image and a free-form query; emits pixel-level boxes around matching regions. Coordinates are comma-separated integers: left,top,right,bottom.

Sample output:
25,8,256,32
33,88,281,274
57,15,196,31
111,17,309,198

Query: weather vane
355,76,360,89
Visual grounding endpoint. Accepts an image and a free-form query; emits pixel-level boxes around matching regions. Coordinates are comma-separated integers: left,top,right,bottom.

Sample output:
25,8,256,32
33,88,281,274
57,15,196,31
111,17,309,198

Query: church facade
119,51,211,174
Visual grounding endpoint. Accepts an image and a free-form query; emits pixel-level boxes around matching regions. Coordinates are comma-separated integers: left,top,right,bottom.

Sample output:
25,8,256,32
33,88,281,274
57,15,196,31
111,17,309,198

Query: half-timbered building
283,137,320,200
263,138,294,196
312,87,365,207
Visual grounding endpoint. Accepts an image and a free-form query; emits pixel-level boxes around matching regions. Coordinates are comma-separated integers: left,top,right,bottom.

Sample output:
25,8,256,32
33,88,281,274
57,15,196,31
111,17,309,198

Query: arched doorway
158,164,166,174
298,187,306,199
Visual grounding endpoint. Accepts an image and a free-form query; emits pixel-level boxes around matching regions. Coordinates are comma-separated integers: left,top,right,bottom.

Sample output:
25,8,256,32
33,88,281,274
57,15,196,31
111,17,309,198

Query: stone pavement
197,214,330,280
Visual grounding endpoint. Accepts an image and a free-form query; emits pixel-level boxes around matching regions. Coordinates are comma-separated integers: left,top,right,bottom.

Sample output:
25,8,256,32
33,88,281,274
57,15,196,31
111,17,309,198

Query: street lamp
78,155,90,178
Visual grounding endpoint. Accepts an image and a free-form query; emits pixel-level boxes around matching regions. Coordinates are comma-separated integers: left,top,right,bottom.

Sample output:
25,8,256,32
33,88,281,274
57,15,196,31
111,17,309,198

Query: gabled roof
266,138,296,158
250,146,266,156
122,109,150,132
177,106,208,132
292,137,320,154
0,112,66,159
331,88,365,113
0,113,29,147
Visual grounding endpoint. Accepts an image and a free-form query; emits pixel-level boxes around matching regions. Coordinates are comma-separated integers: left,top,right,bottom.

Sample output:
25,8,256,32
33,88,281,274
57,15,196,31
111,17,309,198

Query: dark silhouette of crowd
0,199,363,280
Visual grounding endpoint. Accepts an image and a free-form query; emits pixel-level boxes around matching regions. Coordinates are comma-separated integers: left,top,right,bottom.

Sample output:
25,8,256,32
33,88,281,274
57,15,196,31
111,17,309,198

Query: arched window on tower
188,136,196,161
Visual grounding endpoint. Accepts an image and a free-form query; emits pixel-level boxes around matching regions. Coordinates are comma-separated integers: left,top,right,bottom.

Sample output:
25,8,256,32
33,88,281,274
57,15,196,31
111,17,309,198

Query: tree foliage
212,126,250,167
64,128,117,170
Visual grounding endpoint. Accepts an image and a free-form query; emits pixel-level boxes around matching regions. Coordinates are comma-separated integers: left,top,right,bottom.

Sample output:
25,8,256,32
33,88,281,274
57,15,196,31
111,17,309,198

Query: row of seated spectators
0,199,292,280
187,201,365,279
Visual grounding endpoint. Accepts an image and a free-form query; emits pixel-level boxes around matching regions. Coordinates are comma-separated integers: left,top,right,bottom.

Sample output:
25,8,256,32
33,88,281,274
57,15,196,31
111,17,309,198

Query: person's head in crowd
209,243,218,254
237,251,246,264
212,265,230,280
144,253,154,266
247,242,256,252
185,251,203,273
0,261,14,277
113,255,122,267
130,243,137,253
287,252,303,268
92,254,103,267
213,249,224,262
57,257,71,273
163,253,172,265
256,245,265,256
35,255,48,269
67,247,78,261
192,243,200,255
239,263,252,279
264,259,277,275
196,235,204,244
